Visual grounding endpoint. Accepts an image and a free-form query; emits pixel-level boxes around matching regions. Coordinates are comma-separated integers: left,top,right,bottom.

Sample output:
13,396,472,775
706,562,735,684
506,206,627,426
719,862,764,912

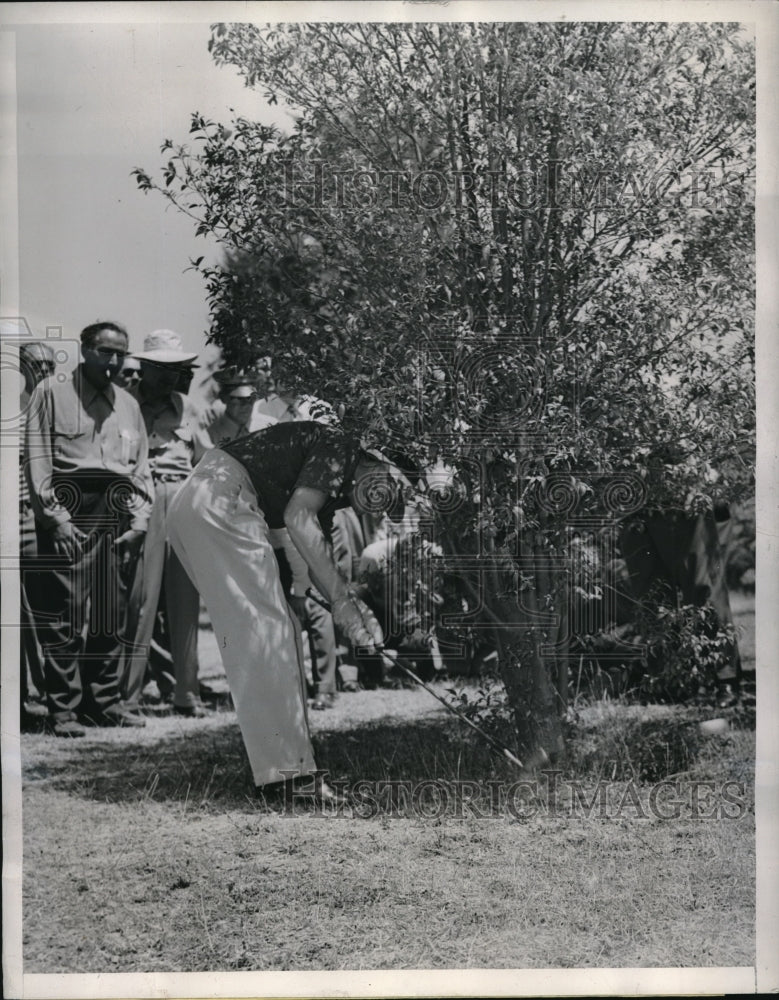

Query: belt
51,472,128,492
153,472,189,483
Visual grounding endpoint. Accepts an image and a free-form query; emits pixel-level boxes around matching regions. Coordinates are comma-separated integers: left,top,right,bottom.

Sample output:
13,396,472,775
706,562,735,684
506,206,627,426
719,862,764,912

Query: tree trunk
483,539,567,766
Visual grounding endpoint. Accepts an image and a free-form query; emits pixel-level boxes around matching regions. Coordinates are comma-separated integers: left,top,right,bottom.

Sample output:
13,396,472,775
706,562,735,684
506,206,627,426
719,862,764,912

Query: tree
134,21,754,761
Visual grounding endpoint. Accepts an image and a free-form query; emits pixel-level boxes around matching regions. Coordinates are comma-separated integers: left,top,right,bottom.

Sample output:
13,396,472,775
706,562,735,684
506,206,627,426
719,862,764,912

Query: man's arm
25,383,88,559
284,487,383,648
24,383,70,529
128,402,154,532
114,400,153,574
283,487,348,604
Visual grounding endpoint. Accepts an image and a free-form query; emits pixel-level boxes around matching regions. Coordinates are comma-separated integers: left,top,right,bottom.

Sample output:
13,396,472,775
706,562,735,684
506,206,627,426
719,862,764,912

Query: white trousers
167,449,316,787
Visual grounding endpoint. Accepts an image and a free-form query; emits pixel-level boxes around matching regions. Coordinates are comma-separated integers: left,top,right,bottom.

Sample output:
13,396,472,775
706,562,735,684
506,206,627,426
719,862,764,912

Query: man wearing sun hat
122,330,212,716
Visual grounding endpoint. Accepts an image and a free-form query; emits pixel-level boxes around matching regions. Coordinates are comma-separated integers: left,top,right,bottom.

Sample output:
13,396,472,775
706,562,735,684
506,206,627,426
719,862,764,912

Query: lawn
19,598,756,973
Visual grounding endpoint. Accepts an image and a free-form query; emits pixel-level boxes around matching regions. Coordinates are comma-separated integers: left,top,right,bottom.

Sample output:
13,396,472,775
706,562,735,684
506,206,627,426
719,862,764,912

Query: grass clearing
20,599,756,973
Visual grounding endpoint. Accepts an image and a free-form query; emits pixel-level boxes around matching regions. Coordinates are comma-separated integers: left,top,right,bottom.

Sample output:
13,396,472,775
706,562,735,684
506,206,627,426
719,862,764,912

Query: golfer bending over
167,420,392,799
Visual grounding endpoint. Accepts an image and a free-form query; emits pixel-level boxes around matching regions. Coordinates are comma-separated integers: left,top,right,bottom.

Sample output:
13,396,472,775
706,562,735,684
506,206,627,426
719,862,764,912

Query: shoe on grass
258,773,348,809
173,702,210,718
119,702,145,716
22,700,49,718
199,680,227,699
91,707,147,728
310,692,337,711
50,719,86,738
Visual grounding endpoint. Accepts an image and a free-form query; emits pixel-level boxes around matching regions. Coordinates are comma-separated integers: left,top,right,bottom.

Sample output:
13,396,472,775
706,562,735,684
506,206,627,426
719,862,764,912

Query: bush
632,601,739,703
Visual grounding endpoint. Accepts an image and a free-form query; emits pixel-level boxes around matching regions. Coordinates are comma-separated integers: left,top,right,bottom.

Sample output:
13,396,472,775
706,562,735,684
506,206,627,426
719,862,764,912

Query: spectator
175,363,196,395
115,356,141,390
18,341,56,726
25,321,153,736
354,492,446,688
330,508,368,691
122,330,211,716
205,367,277,446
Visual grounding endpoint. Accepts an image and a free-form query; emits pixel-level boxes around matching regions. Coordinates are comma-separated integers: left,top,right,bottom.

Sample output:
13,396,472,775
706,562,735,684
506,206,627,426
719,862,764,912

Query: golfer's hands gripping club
331,593,384,651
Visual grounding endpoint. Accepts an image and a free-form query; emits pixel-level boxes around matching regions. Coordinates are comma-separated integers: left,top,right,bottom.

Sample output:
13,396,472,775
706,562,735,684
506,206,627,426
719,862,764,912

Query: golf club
305,588,542,772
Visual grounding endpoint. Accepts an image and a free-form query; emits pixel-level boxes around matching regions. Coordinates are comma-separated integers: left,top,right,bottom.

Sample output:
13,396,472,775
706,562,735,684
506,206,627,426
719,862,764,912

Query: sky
8,18,290,362
1,10,760,372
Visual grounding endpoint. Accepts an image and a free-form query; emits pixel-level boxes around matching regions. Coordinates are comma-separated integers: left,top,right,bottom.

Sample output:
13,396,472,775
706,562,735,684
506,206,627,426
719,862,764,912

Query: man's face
81,329,128,388
255,368,272,397
351,461,405,520
176,367,195,394
140,361,183,400
351,459,417,522
116,358,142,389
224,392,257,426
21,350,55,392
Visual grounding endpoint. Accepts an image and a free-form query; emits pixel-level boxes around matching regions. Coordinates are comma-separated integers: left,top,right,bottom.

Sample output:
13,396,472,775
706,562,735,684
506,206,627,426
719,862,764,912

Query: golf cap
215,365,261,389
224,384,258,399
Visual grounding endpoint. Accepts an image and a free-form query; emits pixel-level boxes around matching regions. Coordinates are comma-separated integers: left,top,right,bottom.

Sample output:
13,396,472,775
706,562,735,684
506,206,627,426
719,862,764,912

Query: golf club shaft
305,588,526,770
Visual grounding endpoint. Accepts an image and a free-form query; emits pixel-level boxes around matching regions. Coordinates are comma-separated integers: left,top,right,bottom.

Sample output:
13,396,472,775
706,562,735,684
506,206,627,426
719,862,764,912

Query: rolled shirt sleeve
25,382,70,529
128,402,154,531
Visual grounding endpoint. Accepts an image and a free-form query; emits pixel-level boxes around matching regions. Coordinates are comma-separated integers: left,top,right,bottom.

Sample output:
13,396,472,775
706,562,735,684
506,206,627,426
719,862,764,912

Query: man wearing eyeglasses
116,355,142,390
24,321,154,736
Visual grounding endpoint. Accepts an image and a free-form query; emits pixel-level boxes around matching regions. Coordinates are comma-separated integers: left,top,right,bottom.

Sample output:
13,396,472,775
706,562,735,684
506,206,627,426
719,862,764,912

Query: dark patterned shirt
221,421,361,532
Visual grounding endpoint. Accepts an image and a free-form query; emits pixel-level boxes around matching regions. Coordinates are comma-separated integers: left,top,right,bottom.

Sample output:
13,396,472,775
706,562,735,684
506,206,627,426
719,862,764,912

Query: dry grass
20,599,756,973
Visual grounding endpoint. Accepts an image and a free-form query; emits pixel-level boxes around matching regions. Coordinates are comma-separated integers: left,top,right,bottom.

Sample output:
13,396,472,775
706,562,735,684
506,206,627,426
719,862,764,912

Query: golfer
167,420,398,798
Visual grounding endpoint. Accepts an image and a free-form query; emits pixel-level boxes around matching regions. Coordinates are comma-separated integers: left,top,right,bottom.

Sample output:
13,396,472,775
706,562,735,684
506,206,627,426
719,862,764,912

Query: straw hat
133,329,199,366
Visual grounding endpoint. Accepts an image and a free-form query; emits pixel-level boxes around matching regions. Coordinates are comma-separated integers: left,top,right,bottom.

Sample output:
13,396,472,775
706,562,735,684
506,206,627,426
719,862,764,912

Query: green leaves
134,21,753,522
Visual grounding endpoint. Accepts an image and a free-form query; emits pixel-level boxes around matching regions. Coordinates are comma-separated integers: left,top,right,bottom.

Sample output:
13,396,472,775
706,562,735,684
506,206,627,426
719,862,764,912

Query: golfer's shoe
257,774,350,812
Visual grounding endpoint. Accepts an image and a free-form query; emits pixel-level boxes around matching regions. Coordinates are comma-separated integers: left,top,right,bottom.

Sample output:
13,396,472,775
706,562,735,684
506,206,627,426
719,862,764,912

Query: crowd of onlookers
18,324,426,738
16,323,752,741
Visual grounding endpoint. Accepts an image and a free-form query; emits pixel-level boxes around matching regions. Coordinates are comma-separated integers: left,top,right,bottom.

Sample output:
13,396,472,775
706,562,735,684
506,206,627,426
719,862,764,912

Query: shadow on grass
25,702,753,814
26,715,511,812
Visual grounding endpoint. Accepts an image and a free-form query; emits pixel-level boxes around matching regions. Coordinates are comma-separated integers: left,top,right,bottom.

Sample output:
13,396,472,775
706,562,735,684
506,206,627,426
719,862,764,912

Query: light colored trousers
122,479,200,708
167,449,316,787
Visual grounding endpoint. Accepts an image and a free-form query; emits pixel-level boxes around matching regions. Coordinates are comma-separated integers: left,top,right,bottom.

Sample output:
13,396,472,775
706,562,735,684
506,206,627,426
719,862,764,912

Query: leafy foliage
634,600,740,704
133,22,755,753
